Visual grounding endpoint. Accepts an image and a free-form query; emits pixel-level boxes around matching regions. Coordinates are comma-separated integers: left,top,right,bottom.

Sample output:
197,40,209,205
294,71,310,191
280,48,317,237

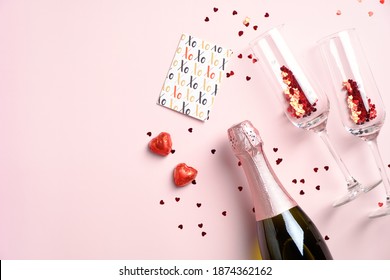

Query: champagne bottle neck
238,145,297,221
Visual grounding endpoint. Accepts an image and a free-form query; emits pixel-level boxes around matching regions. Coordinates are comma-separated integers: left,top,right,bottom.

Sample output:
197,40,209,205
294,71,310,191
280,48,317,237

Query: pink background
1,0,390,260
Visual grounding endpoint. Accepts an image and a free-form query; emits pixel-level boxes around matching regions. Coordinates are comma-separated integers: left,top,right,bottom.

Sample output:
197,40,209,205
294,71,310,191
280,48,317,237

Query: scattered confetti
378,202,384,207
292,179,297,184
252,59,258,63
188,128,193,133
160,200,165,205
211,149,216,154
222,211,227,216
336,10,342,16
233,10,238,15
368,11,374,17
238,161,242,166
300,179,305,184
213,7,218,12
315,185,321,190
243,17,250,27
175,197,180,202
205,17,210,22
273,148,279,152
197,203,202,208
314,167,319,173
252,207,255,213
238,186,243,191
147,132,152,137
253,25,258,30
170,149,175,154
237,54,243,59
276,158,283,165
238,30,244,36
299,190,305,195
202,231,207,236
248,54,253,59
324,235,330,240
324,166,329,171
198,223,203,228
226,70,235,78
178,224,183,229
388,164,390,168
264,12,269,17
192,180,197,185
246,76,251,81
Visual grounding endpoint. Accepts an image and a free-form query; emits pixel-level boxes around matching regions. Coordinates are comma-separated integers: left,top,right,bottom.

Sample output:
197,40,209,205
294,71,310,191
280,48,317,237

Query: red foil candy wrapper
342,79,377,125
280,66,317,118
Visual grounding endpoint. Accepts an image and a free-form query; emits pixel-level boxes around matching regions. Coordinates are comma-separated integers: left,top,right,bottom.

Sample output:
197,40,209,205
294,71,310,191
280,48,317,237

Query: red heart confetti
160,200,165,205
300,179,305,184
253,25,258,30
246,76,251,81
315,185,321,190
170,149,175,154
148,132,172,156
238,30,244,36
273,148,278,152
202,231,207,237
292,179,297,184
205,17,210,22
178,224,183,229
252,207,255,213
248,54,253,59
380,0,385,4
238,161,242,166
336,10,341,16
368,11,374,17
299,190,305,195
324,166,329,171
233,10,238,15
211,149,216,154
378,202,384,207
222,211,227,216
324,235,330,240
173,163,198,187
264,12,269,17
146,131,152,137
276,158,283,165
192,179,197,185
238,54,243,59
252,58,258,63
244,22,250,27
197,203,202,208
213,7,218,12
188,128,193,133
198,223,203,228
243,17,250,27
314,167,319,173
238,186,243,191
388,164,390,168
175,197,180,202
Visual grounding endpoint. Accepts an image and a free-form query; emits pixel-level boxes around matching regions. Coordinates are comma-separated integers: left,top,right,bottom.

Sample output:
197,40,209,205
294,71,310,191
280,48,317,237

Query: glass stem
366,138,390,202
317,129,356,187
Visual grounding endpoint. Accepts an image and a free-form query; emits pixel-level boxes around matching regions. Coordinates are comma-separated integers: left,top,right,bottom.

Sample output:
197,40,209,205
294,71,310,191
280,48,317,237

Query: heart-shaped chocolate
173,163,198,187
148,132,172,156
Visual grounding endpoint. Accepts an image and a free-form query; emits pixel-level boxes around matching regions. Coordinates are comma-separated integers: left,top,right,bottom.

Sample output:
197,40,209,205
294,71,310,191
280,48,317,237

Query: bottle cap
228,120,263,154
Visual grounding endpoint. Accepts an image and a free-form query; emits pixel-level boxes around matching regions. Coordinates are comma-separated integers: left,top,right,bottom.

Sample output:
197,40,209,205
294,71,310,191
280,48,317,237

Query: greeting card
157,34,233,121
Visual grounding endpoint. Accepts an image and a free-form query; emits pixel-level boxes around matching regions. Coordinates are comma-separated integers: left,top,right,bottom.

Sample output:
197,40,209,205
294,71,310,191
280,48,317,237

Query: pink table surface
1,0,390,260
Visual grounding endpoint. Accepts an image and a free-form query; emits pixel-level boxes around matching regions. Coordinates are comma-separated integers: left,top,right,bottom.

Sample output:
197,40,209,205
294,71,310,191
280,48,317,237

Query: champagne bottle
228,120,333,260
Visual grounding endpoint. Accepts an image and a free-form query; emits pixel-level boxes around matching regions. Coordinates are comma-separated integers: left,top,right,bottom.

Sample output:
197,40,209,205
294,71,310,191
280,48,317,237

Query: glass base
369,201,390,218
332,179,381,207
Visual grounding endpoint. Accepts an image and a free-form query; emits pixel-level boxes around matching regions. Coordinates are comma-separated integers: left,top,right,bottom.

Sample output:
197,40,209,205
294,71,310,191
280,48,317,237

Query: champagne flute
319,28,389,218
250,26,381,207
